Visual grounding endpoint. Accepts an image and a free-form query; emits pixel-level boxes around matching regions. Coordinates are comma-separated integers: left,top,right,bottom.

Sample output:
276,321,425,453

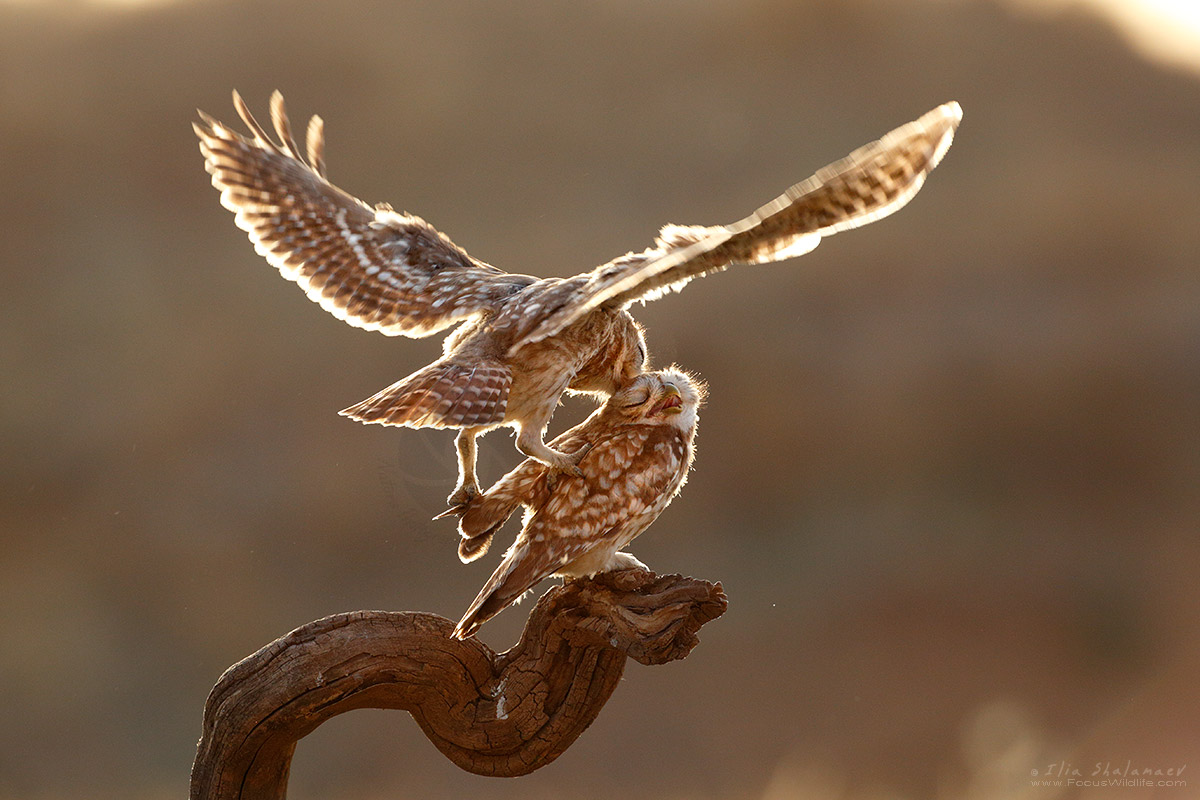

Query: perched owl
194,92,960,510
451,368,703,639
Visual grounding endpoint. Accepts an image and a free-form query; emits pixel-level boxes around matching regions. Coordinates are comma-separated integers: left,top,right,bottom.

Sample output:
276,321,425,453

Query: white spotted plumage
450,368,704,639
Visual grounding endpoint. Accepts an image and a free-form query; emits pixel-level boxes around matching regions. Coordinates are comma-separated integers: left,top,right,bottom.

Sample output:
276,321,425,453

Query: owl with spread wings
194,93,960,511
451,367,703,639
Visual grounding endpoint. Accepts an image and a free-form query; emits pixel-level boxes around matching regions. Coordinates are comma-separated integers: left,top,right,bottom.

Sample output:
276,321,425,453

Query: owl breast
497,308,636,425
555,425,692,579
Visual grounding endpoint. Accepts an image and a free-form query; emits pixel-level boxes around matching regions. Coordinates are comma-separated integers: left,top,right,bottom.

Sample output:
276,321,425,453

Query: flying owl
449,367,703,639
194,93,960,511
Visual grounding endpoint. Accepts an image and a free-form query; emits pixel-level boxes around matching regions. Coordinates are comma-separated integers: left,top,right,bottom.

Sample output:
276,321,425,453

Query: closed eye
621,389,650,407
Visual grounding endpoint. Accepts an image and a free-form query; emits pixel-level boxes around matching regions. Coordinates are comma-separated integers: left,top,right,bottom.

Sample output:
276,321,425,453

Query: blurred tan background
2,0,1198,798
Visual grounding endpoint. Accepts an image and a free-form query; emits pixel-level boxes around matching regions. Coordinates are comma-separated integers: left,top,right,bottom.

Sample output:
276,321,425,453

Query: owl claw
437,483,479,520
557,444,592,476
543,444,592,492
569,442,594,465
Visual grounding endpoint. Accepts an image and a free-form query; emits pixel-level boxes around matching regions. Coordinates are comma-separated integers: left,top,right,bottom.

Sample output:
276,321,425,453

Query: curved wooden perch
190,569,726,798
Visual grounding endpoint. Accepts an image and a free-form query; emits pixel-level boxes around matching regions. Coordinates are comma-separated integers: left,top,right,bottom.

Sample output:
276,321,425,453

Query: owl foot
555,442,594,476
434,482,480,521
517,425,594,474
543,443,593,492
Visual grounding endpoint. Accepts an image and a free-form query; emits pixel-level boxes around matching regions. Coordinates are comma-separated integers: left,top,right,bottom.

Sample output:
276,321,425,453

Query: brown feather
511,102,962,349
339,361,511,429
195,94,527,340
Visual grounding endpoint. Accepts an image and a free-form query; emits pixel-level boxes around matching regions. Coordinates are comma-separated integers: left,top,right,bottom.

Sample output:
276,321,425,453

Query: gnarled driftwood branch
190,569,726,799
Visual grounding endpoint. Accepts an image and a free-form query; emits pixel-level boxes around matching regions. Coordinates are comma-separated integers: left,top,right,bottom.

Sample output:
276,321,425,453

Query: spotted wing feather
195,91,532,338
339,360,511,429
510,102,962,353
455,446,563,563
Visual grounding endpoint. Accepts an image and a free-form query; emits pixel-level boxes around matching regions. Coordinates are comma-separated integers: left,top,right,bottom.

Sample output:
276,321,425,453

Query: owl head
566,312,649,398
606,367,704,431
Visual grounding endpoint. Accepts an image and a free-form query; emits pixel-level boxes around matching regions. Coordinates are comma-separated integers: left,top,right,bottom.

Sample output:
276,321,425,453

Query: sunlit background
2,0,1198,798
1007,0,1200,73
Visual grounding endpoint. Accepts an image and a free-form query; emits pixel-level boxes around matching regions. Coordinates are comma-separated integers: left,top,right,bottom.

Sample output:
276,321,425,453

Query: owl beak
656,382,683,415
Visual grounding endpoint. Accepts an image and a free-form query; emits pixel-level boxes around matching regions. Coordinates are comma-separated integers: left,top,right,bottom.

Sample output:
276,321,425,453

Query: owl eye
621,387,651,407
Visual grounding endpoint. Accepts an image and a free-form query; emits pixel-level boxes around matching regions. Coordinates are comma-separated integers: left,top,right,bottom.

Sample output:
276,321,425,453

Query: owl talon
570,442,594,464
437,483,479,520
540,443,592,493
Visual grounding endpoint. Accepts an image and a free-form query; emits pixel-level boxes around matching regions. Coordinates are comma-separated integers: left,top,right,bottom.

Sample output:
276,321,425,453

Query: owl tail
455,490,525,563
339,359,511,429
453,542,560,640
458,531,496,563
453,579,517,640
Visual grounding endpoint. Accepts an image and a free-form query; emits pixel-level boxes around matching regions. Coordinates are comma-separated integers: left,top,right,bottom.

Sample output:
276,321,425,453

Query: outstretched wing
509,102,962,354
195,91,533,338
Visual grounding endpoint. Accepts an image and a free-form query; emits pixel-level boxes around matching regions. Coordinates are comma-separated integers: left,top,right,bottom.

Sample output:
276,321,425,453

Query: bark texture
190,569,726,798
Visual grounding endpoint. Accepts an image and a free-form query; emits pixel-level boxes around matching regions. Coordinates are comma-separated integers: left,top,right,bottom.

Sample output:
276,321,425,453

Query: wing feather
195,91,534,338
339,360,511,429
510,102,962,353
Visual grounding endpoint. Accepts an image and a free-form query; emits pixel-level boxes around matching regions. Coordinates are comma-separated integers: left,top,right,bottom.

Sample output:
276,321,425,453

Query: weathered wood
190,569,726,798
